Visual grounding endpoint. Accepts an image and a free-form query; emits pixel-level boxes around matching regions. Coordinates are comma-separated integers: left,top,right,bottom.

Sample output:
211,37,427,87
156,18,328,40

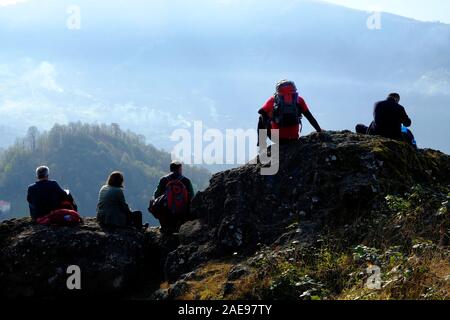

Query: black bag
272,93,302,127
148,194,168,220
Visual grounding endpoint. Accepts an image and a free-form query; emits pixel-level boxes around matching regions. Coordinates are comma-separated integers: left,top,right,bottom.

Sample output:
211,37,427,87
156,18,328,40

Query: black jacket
373,99,411,139
27,180,67,219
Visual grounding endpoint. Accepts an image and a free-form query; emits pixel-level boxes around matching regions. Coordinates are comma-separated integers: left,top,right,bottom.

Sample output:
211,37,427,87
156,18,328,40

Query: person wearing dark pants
356,93,415,146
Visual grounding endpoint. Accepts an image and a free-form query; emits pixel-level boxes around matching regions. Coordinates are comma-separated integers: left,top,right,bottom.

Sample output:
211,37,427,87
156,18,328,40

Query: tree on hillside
0,123,211,225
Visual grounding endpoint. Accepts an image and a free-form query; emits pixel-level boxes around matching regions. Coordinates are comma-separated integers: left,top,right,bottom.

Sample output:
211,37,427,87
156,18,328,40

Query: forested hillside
0,123,211,224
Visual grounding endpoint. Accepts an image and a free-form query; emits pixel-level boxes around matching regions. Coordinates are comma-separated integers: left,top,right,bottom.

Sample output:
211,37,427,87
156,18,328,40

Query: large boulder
0,218,165,298
165,131,450,280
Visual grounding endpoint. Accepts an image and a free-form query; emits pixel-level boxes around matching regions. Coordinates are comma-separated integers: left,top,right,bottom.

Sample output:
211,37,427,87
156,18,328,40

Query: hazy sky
323,0,450,23
2,0,450,24
0,0,449,154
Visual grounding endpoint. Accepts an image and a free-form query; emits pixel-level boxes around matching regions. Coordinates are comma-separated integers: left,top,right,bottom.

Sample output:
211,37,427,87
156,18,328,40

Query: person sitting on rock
356,93,415,147
150,161,195,233
258,79,322,149
27,166,70,221
96,171,146,230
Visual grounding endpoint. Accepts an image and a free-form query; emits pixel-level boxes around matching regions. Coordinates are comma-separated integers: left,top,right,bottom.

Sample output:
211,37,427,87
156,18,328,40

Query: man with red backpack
258,80,323,149
150,161,195,233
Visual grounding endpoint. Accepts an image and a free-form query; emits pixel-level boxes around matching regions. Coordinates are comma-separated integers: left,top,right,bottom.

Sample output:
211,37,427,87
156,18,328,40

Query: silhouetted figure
96,171,144,230
27,166,68,221
150,161,195,233
258,80,322,149
356,93,416,147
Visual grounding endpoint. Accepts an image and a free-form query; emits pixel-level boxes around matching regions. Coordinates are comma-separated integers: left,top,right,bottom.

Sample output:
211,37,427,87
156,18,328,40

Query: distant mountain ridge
0,0,449,153
0,122,211,224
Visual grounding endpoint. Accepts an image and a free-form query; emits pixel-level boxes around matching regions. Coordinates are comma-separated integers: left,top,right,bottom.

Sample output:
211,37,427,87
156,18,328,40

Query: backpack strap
165,174,185,187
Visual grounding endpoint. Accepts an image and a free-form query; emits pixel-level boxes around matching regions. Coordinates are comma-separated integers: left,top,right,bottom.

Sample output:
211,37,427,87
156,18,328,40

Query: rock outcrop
0,218,169,298
165,131,449,281
1,131,449,299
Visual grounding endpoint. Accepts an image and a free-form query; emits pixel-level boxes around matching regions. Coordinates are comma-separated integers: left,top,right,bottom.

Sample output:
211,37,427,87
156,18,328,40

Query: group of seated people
27,161,194,233
27,81,417,233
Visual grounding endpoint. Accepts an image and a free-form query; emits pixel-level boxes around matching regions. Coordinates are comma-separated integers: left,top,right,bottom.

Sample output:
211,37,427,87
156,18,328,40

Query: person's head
107,171,124,188
36,166,49,181
170,161,183,175
276,79,297,94
388,93,401,103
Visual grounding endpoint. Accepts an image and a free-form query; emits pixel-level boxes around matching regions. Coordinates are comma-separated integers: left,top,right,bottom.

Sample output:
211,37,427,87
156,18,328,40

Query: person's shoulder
262,96,275,108
160,174,170,182
27,182,37,190
105,186,124,197
296,95,309,112
48,180,65,190
181,176,192,184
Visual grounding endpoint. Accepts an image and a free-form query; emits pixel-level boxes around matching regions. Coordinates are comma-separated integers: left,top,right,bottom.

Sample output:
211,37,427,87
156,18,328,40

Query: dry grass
177,262,233,300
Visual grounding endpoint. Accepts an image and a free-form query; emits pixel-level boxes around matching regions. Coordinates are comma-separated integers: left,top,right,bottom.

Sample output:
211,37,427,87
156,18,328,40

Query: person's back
27,166,67,220
154,172,194,200
96,184,130,227
152,161,195,233
96,171,144,229
373,93,411,140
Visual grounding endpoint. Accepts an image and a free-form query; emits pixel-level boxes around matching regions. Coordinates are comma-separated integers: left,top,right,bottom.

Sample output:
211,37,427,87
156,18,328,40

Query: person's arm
27,186,32,204
303,110,322,133
259,97,275,124
399,105,412,127
258,108,272,127
153,178,166,199
54,182,68,203
186,179,195,201
298,97,322,132
117,188,132,214
27,186,36,220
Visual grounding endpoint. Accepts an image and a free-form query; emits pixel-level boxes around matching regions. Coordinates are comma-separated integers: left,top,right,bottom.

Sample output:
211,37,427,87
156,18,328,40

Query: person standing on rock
150,161,195,233
96,171,146,230
356,93,415,147
27,166,71,221
257,79,323,149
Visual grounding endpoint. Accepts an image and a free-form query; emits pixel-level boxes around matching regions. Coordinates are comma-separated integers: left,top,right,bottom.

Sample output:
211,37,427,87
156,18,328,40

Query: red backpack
36,209,82,226
36,199,82,226
166,176,189,217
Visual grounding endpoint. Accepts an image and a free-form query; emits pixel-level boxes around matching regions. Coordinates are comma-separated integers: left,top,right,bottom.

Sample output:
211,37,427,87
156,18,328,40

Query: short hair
36,166,49,179
107,171,124,188
388,93,400,101
170,161,182,173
